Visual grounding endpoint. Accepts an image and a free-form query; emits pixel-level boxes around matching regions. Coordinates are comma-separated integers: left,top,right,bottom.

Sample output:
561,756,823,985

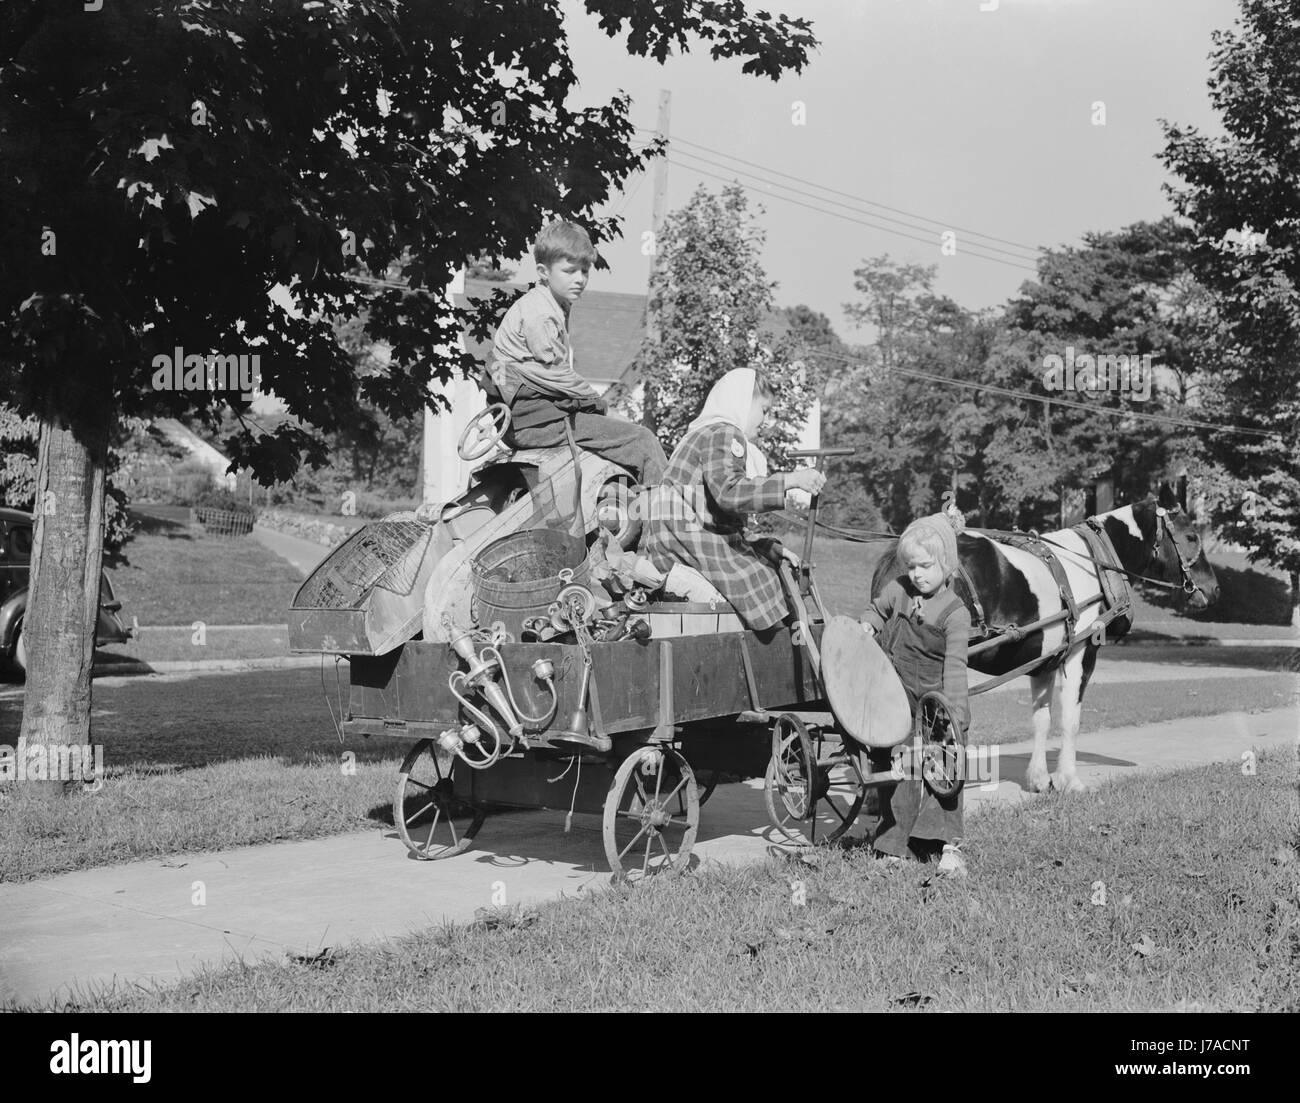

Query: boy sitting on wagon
859,512,970,876
487,220,668,487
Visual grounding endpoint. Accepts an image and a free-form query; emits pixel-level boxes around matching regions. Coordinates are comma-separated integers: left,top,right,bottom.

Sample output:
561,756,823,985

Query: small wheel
675,768,719,815
764,713,864,847
916,692,966,798
694,769,720,808
595,479,644,550
557,584,598,624
393,739,486,860
458,403,511,462
603,745,699,881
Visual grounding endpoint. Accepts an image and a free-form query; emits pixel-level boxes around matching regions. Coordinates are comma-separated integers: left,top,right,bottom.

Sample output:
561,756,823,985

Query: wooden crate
645,601,744,637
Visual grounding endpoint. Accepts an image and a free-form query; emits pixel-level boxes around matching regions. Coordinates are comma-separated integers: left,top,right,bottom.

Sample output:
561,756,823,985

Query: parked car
0,506,132,676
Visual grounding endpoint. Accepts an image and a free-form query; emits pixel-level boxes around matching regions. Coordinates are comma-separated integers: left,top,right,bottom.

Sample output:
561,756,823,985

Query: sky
532,0,1241,340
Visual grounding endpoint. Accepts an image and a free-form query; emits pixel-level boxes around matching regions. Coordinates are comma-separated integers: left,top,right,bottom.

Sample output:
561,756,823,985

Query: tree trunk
1291,570,1299,628
18,402,109,797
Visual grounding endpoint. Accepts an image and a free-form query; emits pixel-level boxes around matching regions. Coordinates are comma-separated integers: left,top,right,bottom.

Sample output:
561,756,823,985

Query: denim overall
870,589,965,857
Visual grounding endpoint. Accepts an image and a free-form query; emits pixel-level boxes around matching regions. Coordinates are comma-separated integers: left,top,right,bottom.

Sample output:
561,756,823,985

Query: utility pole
639,90,671,429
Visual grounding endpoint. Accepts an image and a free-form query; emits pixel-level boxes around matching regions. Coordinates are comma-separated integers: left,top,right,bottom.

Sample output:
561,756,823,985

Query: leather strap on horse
954,563,988,636
1077,517,1134,639
992,530,1080,669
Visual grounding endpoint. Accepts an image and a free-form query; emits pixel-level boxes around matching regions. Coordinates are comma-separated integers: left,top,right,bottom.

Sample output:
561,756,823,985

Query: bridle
1152,504,1204,599
1022,501,1203,597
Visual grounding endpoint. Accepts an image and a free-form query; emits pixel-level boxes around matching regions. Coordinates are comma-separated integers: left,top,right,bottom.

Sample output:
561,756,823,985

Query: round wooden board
821,615,912,749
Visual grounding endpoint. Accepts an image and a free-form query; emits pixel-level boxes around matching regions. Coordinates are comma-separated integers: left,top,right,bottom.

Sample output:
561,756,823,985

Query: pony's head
1142,482,1219,610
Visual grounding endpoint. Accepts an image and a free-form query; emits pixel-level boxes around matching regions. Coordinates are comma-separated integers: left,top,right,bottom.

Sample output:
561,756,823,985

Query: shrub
354,491,421,518
192,486,255,516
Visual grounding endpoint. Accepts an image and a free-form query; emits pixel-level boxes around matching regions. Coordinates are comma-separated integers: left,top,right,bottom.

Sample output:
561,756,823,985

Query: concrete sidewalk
1,706,1294,1008
251,523,334,578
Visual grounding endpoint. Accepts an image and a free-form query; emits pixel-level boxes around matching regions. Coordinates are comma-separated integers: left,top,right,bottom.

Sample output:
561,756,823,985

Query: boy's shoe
937,844,967,877
872,850,905,866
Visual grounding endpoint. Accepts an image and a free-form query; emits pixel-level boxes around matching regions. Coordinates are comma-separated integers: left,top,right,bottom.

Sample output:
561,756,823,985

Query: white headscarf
686,368,769,477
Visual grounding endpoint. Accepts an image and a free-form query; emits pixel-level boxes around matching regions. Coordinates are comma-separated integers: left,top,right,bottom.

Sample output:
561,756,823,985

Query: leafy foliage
640,184,813,466
823,230,1225,532
1160,0,1300,584
0,404,134,551
0,0,815,478
823,257,989,530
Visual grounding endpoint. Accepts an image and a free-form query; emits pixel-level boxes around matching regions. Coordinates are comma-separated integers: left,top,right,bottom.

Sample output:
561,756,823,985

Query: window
10,525,33,559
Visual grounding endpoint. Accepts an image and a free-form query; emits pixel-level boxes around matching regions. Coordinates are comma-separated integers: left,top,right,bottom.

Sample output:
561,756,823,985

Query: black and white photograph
1,0,1296,1039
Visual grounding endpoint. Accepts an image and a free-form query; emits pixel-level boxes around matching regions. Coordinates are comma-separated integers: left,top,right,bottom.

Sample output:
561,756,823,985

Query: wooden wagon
291,414,974,879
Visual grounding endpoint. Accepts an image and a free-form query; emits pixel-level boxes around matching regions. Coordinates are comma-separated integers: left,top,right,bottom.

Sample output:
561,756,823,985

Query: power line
667,157,1041,274
660,144,1040,264
636,126,1047,257
805,346,1282,440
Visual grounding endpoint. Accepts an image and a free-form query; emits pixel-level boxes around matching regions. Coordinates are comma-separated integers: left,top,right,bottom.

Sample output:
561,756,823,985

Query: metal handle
789,447,856,458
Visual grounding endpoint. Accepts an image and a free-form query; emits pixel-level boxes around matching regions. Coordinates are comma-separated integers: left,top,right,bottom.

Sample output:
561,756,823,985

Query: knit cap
899,512,960,578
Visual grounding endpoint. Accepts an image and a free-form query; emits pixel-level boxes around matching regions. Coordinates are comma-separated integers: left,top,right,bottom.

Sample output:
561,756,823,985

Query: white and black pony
870,484,1219,793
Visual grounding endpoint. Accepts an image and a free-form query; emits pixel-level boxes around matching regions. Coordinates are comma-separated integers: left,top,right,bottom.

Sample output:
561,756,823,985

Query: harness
1077,517,1133,639
960,508,1186,684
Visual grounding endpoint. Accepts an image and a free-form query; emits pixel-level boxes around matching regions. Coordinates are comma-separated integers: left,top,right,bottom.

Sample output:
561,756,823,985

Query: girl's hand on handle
785,467,826,495
859,619,876,638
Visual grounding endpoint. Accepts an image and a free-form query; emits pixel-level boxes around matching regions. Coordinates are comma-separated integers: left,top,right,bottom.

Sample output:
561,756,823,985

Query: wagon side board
345,625,825,740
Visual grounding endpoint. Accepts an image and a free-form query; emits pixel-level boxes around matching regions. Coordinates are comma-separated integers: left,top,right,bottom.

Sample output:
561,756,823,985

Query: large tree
0,1,814,774
825,256,989,531
640,183,813,466
1160,0,1300,621
987,219,1217,527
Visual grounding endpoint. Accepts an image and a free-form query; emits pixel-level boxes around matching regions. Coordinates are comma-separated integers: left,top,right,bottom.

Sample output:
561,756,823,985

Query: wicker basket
193,506,256,538
470,528,589,635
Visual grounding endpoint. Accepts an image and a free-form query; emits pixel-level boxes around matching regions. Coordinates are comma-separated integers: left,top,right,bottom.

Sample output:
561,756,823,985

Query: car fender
0,587,26,651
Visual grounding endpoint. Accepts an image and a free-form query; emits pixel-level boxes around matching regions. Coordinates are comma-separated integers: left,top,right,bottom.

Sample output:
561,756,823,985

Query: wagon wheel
603,745,699,882
393,739,486,860
916,691,966,799
458,403,511,462
764,713,864,847
675,768,719,815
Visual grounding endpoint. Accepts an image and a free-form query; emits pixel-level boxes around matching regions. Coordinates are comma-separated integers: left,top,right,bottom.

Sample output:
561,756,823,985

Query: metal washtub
470,528,590,634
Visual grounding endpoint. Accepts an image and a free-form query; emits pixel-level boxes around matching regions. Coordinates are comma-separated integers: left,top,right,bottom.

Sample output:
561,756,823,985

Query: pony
870,483,1219,793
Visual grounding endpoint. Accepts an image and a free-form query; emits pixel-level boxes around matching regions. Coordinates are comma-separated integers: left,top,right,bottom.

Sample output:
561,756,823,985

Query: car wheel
13,619,26,675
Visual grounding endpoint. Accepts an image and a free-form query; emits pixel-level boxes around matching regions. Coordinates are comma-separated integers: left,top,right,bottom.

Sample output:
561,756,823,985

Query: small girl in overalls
859,513,971,875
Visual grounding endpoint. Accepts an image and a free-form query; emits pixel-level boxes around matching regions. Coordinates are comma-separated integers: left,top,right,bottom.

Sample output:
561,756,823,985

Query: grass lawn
106,508,303,626
1,647,1294,881
35,750,1299,1012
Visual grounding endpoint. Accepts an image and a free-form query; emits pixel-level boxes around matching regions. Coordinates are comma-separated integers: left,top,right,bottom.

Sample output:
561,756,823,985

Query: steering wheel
458,403,512,461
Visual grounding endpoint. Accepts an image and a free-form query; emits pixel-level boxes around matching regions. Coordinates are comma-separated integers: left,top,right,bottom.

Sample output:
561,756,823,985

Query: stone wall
255,507,363,548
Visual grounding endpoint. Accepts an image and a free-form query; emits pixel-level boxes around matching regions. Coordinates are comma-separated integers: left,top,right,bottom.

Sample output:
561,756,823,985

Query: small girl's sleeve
860,578,903,634
942,603,972,731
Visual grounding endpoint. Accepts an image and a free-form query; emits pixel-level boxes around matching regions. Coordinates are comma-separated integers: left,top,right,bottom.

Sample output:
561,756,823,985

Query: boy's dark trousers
506,406,668,486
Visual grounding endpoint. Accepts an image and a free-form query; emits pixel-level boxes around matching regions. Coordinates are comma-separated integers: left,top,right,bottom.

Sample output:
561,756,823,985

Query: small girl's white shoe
937,844,967,877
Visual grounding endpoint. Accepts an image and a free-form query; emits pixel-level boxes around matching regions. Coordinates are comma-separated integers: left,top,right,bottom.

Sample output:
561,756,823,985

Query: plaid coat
642,423,790,630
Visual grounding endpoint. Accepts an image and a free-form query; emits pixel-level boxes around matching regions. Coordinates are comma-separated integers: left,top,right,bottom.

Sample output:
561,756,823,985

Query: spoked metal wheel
677,768,720,813
393,739,486,860
916,692,966,799
602,745,699,882
764,714,865,847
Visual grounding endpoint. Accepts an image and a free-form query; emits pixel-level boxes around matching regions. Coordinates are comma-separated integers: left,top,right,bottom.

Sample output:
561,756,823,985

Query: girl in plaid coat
641,369,824,630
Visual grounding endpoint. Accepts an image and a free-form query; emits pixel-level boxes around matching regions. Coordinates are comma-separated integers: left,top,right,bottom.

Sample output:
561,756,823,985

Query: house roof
455,277,799,395
456,278,647,389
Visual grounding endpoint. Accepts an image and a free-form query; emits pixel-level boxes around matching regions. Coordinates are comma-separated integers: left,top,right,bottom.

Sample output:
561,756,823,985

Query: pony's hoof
1025,767,1052,794
1050,772,1090,794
